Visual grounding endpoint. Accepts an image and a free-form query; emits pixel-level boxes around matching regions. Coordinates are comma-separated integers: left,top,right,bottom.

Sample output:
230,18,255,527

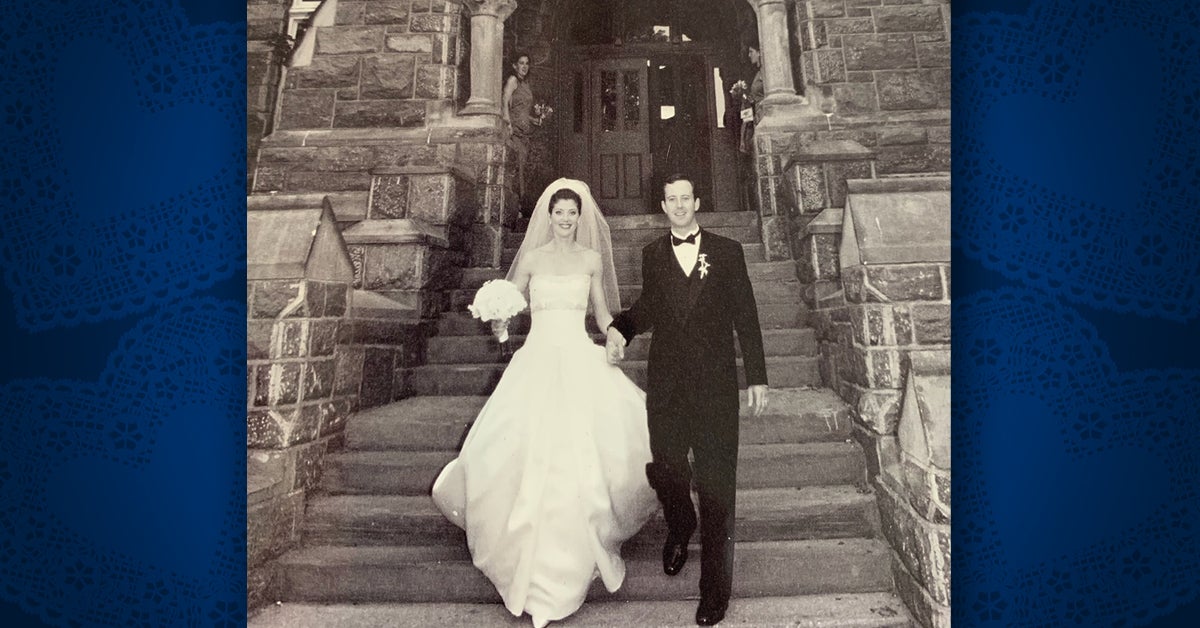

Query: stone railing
797,174,950,627
341,164,484,317
246,199,357,608
879,350,950,628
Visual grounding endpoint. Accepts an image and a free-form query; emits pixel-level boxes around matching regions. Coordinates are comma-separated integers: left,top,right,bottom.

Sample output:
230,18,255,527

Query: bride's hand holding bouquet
467,279,527,347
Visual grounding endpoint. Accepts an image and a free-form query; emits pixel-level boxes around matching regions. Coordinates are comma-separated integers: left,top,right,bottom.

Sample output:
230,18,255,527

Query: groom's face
661,180,699,232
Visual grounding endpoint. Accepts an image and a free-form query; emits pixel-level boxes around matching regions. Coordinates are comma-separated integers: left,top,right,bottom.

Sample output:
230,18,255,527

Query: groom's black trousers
645,379,739,603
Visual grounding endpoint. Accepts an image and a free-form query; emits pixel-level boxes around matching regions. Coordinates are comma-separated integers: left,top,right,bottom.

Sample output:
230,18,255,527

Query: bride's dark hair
548,187,582,213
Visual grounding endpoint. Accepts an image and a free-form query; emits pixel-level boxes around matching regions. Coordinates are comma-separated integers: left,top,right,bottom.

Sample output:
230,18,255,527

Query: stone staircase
249,211,913,626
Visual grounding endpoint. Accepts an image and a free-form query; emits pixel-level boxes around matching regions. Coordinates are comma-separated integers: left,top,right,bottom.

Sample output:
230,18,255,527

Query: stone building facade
245,0,950,624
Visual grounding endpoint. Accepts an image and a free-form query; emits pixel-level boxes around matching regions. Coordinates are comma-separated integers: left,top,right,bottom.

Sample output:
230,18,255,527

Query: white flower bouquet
533,102,554,126
467,279,527,343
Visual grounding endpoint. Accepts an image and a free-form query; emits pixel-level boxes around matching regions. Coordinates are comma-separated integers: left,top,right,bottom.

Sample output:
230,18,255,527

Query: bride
431,179,659,627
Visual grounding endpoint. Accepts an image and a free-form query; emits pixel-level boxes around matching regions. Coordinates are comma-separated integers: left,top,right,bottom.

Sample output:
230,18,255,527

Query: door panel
589,58,652,214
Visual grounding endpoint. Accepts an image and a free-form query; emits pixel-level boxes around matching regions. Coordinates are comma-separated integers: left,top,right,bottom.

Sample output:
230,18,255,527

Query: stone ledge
261,121,503,148
371,163,473,180
831,109,951,128
350,289,420,320
847,175,950,194
805,207,844,236
248,204,355,282
787,139,876,164
899,372,950,469
247,451,288,506
908,348,950,376
841,179,950,267
248,191,370,223
341,218,450,248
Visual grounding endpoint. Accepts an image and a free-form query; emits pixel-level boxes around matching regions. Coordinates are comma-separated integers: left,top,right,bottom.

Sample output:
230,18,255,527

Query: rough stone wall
816,261,949,432
751,133,800,261
274,0,467,131
247,0,292,191
246,276,355,608
879,359,950,628
342,168,480,315
779,138,876,279
789,0,950,175
251,1,518,270
335,308,429,409
796,175,950,627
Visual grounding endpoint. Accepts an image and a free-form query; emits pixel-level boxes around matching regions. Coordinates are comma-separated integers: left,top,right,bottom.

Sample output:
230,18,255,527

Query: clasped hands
605,328,769,416
604,327,625,364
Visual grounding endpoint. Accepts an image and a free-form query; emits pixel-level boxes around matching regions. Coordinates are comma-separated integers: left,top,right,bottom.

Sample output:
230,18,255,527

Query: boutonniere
697,253,711,279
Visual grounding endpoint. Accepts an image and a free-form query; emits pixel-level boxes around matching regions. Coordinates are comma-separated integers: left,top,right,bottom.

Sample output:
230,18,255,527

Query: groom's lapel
680,231,710,326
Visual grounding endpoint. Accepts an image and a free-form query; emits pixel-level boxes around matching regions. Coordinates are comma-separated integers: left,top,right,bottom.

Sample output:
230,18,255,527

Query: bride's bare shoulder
512,248,546,274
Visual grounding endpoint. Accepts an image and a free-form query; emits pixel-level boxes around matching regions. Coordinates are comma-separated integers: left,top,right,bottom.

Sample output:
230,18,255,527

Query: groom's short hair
661,173,697,199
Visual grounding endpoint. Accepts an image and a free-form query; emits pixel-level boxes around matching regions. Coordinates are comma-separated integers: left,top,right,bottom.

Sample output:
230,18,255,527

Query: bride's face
550,200,580,238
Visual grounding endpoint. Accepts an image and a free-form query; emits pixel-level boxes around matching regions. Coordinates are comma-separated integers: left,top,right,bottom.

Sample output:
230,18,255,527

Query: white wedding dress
431,273,659,627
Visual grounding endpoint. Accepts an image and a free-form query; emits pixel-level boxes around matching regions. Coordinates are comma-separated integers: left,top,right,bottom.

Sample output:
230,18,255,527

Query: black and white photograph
246,1,951,625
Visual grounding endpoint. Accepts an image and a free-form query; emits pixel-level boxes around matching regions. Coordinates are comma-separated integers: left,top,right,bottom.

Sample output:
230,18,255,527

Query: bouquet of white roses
729,79,748,99
467,279,527,343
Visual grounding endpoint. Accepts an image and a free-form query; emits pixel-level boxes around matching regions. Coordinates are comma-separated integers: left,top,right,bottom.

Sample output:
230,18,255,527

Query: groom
607,174,769,625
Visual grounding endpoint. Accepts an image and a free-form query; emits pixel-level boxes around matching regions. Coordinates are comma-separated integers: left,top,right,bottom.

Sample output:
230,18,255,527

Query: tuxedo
611,228,767,605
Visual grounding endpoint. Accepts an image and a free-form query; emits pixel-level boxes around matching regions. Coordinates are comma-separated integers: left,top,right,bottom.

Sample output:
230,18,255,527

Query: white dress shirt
671,229,701,276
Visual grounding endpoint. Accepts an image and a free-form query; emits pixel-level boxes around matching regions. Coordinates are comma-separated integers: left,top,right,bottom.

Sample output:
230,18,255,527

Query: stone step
275,538,893,603
249,592,914,628
320,441,864,495
504,243,767,267
445,280,802,312
344,389,852,452
459,260,797,289
410,356,819,396
426,328,816,365
434,302,805,336
303,486,878,548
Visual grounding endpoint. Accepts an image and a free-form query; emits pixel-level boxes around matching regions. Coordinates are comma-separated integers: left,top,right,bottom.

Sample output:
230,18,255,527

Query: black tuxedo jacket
612,229,768,414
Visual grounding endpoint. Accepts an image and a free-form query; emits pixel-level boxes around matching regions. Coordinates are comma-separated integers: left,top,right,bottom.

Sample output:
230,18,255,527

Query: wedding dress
431,273,659,627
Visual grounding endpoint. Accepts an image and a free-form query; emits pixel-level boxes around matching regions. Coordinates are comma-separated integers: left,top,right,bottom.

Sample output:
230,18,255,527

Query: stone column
461,0,519,117
746,0,804,105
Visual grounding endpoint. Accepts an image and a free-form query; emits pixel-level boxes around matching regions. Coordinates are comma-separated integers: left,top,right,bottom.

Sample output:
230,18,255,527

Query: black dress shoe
695,598,728,625
662,539,688,575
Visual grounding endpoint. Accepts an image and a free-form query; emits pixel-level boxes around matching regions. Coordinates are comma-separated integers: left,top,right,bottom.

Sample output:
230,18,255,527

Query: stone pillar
746,0,804,106
461,0,519,117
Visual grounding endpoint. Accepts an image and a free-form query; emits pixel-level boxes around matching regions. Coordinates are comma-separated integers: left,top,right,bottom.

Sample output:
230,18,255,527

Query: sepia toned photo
246,1,950,626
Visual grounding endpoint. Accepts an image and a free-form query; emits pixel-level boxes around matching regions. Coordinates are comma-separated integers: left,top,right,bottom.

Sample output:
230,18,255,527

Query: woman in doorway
503,52,535,216
739,43,765,154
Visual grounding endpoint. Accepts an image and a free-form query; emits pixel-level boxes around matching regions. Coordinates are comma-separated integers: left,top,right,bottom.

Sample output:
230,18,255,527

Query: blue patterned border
0,0,1196,625
0,0,246,625
954,1,1200,626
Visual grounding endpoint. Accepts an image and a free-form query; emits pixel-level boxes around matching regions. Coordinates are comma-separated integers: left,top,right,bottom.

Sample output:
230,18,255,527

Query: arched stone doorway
506,0,760,214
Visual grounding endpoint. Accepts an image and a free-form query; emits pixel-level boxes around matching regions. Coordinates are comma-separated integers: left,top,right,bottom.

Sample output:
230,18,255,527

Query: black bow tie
671,232,698,247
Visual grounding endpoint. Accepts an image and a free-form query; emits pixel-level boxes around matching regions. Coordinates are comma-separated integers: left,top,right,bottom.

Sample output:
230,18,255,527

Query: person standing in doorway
503,52,535,217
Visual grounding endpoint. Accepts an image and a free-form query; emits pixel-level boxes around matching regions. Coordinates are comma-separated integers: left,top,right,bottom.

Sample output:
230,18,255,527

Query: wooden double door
560,50,727,214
